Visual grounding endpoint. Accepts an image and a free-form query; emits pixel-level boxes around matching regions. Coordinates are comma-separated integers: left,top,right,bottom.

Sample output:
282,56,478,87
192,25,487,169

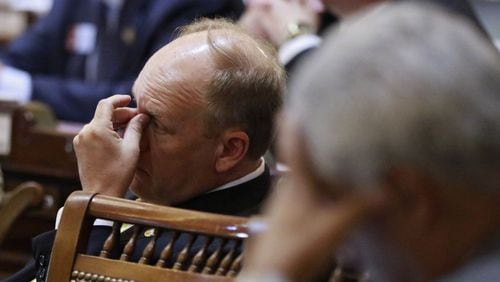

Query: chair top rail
69,191,250,239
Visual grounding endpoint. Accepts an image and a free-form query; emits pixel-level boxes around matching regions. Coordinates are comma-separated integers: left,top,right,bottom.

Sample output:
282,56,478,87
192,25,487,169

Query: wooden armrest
0,181,43,245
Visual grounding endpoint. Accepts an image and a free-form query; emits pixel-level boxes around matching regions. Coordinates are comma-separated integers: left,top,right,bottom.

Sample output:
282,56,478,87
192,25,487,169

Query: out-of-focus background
0,1,498,49
0,0,51,43
471,0,500,49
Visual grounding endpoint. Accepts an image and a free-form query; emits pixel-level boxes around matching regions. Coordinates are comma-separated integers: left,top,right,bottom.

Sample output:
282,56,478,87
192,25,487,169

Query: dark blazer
0,0,243,122
5,168,271,282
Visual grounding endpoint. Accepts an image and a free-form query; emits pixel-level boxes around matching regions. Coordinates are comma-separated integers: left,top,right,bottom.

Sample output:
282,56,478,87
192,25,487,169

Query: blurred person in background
241,2,500,281
240,0,484,74
0,0,243,122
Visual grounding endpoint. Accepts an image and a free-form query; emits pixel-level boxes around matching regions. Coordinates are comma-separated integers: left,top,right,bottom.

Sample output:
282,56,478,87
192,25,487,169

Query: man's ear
381,165,440,236
214,130,250,173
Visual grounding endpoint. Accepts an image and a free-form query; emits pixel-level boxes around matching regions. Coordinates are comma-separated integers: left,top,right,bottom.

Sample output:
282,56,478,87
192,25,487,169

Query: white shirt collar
208,158,266,193
279,34,321,65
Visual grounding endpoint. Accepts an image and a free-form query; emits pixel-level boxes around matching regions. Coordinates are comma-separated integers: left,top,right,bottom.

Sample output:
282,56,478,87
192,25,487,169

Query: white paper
73,23,97,55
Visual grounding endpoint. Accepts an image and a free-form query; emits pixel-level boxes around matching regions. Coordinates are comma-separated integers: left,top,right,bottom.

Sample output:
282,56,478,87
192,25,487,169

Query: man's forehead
131,32,212,98
132,66,205,117
131,28,249,114
142,32,219,82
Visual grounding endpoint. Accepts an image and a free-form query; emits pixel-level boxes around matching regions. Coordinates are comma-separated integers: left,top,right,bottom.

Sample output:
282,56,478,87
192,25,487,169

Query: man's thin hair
178,18,285,159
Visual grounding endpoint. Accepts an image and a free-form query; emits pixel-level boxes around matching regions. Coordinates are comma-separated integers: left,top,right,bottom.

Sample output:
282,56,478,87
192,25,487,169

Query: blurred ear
381,165,440,235
215,129,250,173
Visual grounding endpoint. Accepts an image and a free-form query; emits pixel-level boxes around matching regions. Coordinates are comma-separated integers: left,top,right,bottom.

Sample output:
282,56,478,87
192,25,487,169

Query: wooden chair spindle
138,227,160,265
155,231,179,268
188,236,213,273
226,253,243,278
120,225,141,261
173,233,195,271
202,238,226,275
100,221,121,258
216,240,239,276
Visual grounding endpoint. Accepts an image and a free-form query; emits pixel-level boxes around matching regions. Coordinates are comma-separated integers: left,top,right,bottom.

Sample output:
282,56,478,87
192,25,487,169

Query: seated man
241,2,500,282
8,18,284,282
0,0,244,122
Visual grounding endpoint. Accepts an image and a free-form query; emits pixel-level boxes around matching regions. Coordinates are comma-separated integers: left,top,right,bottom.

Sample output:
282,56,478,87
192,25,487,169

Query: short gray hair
288,2,500,191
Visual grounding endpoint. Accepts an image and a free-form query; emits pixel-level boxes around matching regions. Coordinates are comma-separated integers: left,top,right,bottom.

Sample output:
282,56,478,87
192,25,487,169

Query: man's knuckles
97,97,120,108
74,124,109,145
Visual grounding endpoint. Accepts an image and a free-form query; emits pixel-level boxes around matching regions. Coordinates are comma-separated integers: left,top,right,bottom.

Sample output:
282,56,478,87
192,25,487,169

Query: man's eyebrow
145,105,160,117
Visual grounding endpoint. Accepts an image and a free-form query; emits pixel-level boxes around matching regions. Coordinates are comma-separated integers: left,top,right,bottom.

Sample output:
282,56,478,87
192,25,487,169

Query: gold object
286,22,313,40
143,228,155,238
121,27,136,45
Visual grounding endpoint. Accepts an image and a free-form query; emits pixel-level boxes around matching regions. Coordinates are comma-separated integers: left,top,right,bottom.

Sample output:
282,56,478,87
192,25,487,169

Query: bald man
7,19,284,282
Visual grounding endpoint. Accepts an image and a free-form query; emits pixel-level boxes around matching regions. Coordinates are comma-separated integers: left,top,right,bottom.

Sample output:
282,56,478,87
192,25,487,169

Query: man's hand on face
73,95,150,197
240,0,321,47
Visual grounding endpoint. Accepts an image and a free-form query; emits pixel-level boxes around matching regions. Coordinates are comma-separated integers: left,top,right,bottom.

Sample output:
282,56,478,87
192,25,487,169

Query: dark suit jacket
0,0,243,122
5,168,271,282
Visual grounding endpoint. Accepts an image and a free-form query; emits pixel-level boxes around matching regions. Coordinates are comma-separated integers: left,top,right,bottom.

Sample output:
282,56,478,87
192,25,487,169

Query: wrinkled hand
240,0,321,47
242,116,386,281
73,95,150,197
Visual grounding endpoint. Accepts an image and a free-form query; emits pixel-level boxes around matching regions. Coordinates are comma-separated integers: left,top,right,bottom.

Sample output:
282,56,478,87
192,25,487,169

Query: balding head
134,19,284,159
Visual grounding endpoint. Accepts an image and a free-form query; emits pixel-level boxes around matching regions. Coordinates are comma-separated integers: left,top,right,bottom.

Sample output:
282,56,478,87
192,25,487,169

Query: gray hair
288,2,500,191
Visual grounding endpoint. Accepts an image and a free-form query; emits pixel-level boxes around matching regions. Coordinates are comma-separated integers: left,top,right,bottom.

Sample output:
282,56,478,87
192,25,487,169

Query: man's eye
151,120,160,129
151,120,175,134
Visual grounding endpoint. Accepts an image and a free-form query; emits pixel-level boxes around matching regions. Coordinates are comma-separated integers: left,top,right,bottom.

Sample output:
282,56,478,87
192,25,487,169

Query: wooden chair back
47,191,250,281
0,181,43,246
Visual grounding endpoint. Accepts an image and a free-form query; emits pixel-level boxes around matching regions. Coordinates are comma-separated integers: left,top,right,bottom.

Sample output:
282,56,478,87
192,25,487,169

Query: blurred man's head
131,19,284,205
284,2,500,280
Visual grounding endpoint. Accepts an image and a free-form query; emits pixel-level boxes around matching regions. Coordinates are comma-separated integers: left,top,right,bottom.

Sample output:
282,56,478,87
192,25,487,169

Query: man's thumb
123,114,150,147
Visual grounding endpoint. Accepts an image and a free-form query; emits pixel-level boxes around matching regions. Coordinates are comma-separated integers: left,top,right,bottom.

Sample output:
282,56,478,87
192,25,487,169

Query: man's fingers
112,107,138,127
123,113,150,150
94,95,132,121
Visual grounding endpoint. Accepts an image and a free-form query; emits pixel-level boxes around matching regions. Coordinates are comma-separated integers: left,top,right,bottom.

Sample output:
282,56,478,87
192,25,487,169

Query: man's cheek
352,224,423,282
